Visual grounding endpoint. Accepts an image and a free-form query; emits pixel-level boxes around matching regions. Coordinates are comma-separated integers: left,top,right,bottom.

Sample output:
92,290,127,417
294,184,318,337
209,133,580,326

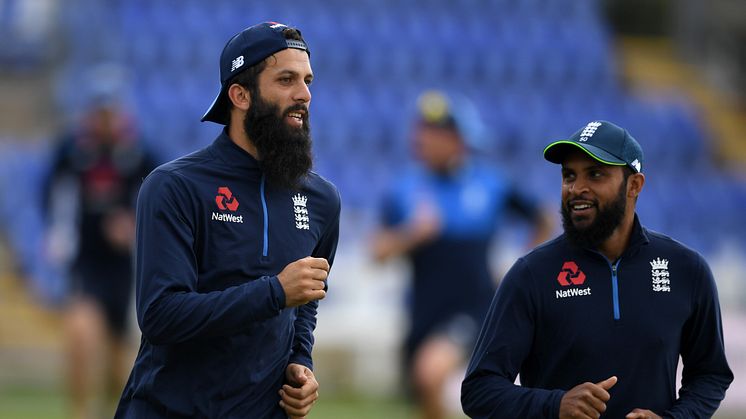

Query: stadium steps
0,69,57,139
615,36,746,171
0,241,63,387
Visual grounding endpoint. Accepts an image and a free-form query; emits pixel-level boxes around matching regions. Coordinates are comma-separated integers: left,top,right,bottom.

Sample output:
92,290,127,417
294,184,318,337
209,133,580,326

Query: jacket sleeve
288,187,341,369
461,258,565,419
663,254,733,418
135,171,286,345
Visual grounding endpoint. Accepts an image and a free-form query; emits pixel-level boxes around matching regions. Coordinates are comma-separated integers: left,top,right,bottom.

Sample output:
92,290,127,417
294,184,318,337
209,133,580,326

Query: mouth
568,200,596,218
285,109,306,128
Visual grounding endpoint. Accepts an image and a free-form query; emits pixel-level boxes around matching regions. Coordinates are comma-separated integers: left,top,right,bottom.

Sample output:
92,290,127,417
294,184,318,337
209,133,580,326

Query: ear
627,172,645,199
227,83,251,112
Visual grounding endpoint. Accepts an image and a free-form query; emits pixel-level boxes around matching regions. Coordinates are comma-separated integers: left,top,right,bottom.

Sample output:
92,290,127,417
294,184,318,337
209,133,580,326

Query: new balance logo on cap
231,56,244,72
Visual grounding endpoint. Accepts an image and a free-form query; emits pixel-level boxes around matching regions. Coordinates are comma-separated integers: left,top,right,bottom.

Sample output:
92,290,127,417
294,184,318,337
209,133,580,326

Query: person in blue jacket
115,22,341,419
461,120,733,419
372,90,553,419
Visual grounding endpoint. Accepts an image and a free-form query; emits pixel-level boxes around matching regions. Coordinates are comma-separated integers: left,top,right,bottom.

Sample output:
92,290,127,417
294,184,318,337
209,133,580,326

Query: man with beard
115,22,340,419
461,121,732,419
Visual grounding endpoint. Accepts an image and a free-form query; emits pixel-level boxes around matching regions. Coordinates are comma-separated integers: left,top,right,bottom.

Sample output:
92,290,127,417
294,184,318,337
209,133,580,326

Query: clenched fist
277,257,329,307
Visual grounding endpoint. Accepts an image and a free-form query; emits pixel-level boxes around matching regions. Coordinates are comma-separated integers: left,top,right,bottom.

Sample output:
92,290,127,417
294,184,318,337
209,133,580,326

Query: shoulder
153,146,215,176
305,171,340,205
501,235,568,284
645,228,708,269
302,172,341,223
523,235,569,262
140,148,212,197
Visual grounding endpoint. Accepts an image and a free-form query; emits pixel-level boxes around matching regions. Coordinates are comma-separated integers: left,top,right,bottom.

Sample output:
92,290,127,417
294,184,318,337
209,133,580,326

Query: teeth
573,204,591,210
288,112,302,119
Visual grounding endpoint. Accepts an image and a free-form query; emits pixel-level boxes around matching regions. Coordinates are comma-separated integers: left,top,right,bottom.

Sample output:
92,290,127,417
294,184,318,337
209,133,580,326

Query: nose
568,177,589,196
294,81,311,104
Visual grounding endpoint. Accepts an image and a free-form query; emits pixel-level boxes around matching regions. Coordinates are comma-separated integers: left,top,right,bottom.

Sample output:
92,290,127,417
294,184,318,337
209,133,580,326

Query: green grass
0,385,419,419
2,386,742,419
0,386,66,419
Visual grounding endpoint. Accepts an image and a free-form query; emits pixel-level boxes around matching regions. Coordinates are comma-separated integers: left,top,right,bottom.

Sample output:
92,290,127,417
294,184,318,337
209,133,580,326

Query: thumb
296,367,309,383
597,376,618,390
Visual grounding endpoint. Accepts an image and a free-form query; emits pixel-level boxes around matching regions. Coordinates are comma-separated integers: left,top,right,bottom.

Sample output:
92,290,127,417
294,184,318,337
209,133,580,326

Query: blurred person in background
462,121,733,418
114,22,340,419
43,65,157,419
371,90,553,419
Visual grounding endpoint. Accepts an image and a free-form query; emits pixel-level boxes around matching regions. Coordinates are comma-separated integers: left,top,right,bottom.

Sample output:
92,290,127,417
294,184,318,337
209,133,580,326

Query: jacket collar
627,214,650,251
211,128,261,169
568,213,650,259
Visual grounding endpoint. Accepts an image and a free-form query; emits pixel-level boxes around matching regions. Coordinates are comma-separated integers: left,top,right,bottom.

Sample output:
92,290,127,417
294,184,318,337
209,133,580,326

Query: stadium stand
0,0,744,324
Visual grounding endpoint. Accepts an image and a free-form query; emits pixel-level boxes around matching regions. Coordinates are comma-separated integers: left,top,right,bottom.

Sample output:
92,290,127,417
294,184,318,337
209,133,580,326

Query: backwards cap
201,22,309,125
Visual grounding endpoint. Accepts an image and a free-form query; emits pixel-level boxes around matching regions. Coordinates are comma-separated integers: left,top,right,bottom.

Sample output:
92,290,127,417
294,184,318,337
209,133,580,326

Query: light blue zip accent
610,259,621,320
260,174,268,257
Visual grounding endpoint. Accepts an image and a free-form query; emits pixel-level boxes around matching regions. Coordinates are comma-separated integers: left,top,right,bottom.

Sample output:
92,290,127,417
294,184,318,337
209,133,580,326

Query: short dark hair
228,28,307,105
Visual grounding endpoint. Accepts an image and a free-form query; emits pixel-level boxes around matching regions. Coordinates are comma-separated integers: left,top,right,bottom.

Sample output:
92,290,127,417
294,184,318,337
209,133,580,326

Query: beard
561,180,627,249
243,92,312,189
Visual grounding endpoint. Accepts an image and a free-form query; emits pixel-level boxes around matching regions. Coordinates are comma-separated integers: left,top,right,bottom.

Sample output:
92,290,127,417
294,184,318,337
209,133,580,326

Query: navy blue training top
115,130,341,419
462,216,733,419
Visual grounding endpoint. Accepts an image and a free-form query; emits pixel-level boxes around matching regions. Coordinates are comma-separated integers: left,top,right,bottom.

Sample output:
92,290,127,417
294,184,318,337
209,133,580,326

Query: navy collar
568,213,650,259
211,128,260,169
628,214,650,250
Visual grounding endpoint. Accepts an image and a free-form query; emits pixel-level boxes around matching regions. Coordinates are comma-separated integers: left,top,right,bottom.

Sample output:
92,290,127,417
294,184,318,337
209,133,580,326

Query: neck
228,120,258,159
598,210,636,262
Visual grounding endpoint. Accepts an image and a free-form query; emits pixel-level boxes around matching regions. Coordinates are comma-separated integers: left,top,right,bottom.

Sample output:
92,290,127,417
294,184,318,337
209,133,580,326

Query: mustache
284,104,309,117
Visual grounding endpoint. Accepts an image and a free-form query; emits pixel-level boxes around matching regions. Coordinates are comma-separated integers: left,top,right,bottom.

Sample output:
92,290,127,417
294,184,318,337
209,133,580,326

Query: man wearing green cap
462,121,732,418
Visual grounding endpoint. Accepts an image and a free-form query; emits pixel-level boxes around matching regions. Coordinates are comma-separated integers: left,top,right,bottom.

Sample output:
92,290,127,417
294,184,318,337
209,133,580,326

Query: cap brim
200,86,231,125
543,141,627,166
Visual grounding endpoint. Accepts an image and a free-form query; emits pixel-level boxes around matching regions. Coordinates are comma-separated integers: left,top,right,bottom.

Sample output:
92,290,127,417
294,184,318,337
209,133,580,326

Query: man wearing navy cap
115,22,340,419
462,121,732,418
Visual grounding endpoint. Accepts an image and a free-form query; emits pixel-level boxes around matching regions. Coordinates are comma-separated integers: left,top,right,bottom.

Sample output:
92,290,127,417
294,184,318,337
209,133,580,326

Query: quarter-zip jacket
462,216,732,419
115,131,341,419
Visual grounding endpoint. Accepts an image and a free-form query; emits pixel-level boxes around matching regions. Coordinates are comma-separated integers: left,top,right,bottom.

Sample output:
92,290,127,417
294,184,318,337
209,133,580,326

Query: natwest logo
555,261,591,299
557,261,586,286
216,186,239,211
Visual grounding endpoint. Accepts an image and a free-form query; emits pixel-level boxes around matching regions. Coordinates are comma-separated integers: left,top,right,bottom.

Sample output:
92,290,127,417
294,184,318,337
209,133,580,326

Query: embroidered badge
292,193,310,230
650,257,670,292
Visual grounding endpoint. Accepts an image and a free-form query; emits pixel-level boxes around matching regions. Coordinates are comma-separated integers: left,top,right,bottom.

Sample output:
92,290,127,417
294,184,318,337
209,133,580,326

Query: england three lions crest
650,257,670,292
292,194,310,230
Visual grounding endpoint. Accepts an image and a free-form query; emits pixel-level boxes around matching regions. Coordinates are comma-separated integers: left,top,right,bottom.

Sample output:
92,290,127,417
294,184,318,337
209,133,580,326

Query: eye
589,170,603,179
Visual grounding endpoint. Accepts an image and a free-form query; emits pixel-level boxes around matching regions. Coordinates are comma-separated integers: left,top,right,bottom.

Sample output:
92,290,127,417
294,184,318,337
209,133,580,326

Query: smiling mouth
567,200,597,218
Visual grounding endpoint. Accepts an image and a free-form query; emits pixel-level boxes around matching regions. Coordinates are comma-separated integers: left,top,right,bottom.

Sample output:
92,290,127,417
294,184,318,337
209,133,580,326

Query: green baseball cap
543,120,644,173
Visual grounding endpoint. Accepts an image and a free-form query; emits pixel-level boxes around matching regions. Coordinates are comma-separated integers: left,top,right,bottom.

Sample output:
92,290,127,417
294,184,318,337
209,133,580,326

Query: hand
279,363,319,419
102,208,136,252
370,201,441,262
559,376,617,419
626,408,662,419
408,200,441,244
277,257,329,307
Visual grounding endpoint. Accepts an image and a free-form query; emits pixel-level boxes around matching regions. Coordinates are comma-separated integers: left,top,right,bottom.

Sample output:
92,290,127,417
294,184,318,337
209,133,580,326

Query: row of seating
0,0,743,296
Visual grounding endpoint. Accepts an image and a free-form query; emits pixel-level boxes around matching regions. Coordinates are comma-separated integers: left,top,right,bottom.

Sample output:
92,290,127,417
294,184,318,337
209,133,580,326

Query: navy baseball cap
543,120,644,173
201,22,310,125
